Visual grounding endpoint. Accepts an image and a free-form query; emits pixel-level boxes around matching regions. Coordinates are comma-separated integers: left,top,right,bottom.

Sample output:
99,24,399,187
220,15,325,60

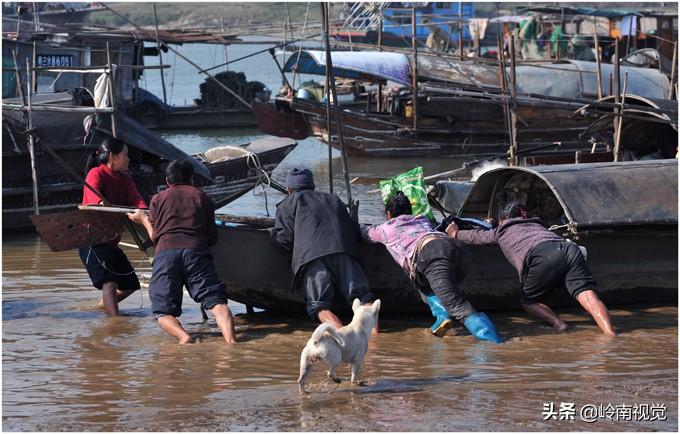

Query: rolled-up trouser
414,238,475,322
297,253,374,320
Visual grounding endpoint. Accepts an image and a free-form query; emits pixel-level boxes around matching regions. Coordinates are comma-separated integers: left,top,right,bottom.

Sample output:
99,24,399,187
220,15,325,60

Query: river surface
3,39,678,431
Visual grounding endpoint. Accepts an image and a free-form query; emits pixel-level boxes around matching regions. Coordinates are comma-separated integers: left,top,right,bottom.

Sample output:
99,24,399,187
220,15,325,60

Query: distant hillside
87,2,345,34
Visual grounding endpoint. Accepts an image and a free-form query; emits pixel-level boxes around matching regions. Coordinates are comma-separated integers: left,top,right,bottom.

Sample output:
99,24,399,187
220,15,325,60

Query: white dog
297,298,381,394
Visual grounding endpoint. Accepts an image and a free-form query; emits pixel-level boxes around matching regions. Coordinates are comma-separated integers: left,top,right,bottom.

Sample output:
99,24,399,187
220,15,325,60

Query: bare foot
178,335,194,344
96,299,105,310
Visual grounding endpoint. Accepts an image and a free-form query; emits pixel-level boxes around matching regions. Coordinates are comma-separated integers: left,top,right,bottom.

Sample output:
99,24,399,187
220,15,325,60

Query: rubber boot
425,294,453,337
464,312,503,343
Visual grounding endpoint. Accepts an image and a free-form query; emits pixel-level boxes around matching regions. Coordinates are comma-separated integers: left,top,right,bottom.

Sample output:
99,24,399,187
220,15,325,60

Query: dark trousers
414,238,475,321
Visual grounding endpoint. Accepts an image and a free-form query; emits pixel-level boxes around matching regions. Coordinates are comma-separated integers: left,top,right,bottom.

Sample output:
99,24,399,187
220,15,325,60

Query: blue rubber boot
463,312,504,344
425,294,453,337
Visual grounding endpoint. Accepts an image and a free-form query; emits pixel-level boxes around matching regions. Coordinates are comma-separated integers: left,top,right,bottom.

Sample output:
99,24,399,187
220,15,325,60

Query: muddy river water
3,157,678,430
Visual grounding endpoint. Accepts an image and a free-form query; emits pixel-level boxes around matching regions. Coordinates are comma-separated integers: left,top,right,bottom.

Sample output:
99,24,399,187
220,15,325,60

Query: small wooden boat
211,160,678,316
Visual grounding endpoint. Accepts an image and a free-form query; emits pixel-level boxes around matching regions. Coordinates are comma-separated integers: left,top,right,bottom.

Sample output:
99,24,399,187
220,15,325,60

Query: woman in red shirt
79,137,147,316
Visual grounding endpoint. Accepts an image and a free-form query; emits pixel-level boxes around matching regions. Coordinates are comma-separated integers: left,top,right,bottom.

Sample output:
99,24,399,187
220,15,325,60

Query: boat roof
283,50,412,85
515,60,670,100
459,160,678,232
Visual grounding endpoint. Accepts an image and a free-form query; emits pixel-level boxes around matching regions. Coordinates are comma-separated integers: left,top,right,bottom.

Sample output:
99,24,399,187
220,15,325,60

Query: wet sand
2,233,677,431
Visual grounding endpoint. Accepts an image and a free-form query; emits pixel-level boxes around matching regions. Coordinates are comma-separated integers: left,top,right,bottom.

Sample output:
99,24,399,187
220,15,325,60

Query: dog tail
311,323,345,348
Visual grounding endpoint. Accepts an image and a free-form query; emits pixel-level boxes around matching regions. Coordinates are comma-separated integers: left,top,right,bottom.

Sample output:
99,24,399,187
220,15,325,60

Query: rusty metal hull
211,219,677,317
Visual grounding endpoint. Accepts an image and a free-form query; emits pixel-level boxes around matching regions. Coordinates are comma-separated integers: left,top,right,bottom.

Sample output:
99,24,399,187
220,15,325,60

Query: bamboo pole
321,3,333,194
220,16,229,72
458,2,464,59
26,57,40,215
322,2,353,211
11,50,26,105
626,14,634,56
613,38,621,145
377,14,383,113
31,41,37,93
152,3,168,107
106,42,118,138
2,104,114,113
508,34,518,166
593,19,603,99
412,7,418,130
613,72,628,162
669,42,677,100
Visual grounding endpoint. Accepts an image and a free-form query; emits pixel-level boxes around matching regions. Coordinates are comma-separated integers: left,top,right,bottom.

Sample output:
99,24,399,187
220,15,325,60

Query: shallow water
2,234,678,431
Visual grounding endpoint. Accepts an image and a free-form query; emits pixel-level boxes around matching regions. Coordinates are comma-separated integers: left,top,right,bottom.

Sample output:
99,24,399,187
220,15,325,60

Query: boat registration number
36,54,74,67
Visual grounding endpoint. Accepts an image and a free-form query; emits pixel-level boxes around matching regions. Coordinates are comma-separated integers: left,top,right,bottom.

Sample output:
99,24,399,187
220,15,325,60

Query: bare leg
317,309,344,329
210,304,237,344
97,288,135,310
576,290,616,336
157,315,193,344
522,302,569,331
101,282,120,316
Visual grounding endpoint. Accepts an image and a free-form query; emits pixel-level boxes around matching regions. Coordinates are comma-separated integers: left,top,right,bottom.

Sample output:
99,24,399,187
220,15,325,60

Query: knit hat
286,167,315,190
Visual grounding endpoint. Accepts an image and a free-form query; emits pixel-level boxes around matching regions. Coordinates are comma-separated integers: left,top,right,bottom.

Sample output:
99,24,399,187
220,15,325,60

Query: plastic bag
379,166,434,221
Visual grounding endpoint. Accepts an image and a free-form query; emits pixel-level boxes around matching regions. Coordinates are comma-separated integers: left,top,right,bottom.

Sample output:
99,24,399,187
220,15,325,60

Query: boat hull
212,221,677,316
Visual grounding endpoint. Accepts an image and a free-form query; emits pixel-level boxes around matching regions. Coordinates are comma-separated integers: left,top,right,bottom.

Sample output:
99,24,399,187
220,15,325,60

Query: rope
245,151,274,216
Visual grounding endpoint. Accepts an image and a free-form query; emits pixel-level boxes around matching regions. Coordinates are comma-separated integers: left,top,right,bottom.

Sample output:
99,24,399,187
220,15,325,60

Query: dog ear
372,299,381,313
352,298,361,312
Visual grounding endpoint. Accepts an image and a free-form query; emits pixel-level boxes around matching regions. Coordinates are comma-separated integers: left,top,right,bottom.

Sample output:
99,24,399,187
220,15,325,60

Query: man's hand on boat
127,209,153,238
445,222,459,238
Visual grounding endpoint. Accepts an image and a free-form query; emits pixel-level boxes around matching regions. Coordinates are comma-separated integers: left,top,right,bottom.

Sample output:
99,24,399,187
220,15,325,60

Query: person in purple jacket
129,160,237,344
362,192,502,343
447,201,616,336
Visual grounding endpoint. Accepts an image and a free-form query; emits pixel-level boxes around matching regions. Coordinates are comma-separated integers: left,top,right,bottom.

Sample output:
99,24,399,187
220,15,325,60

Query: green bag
379,166,434,221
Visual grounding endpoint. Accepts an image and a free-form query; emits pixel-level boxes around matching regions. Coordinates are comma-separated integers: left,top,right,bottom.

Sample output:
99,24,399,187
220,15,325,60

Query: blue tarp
283,50,412,86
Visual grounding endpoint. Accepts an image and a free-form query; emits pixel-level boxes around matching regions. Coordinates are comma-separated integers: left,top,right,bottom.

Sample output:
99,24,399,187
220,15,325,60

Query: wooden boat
2,94,296,230
211,160,678,316
257,50,673,158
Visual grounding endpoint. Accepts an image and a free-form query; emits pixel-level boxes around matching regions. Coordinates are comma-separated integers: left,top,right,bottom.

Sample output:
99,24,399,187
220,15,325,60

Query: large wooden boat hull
212,160,678,316
212,219,677,316
134,107,257,130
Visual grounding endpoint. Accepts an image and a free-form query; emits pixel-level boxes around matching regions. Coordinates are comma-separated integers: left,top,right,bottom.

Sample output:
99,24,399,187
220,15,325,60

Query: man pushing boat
447,201,616,336
270,167,377,332
129,160,237,344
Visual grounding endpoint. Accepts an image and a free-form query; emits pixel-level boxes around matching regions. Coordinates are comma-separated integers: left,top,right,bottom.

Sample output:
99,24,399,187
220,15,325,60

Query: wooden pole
496,33,513,160
221,16,229,72
412,7,418,130
508,34,518,166
613,72,628,162
458,1,464,59
31,41,37,93
626,14,634,56
12,50,26,105
613,38,621,140
593,19,603,99
377,14,383,112
106,42,118,138
321,3,333,194
152,3,168,107
26,58,40,215
268,49,293,91
669,42,677,100
322,2,353,210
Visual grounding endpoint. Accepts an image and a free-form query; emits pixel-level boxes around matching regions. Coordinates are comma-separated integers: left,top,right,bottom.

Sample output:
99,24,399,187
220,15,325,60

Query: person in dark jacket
129,160,236,344
447,201,616,336
271,167,375,330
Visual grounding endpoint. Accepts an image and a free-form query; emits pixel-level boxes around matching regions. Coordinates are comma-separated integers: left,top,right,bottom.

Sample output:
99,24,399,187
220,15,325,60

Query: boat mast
321,2,354,216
